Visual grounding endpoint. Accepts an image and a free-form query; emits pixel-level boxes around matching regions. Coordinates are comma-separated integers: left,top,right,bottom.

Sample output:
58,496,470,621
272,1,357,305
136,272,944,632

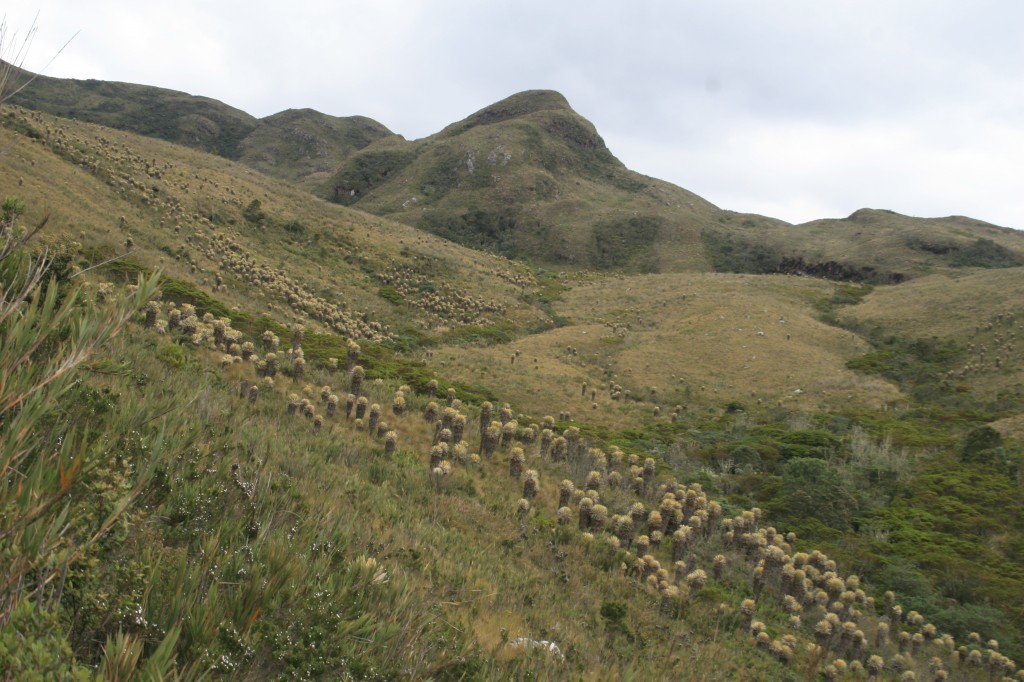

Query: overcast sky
6,1,1024,228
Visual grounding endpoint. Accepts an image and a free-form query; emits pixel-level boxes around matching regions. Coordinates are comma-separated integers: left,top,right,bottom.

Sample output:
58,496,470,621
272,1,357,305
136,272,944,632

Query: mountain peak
441,90,574,135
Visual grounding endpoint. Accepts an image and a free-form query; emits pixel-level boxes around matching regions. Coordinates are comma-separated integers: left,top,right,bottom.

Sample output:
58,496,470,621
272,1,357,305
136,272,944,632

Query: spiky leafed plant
384,430,398,455
350,365,366,397
866,655,885,682
391,394,406,417
423,401,439,424
614,515,634,549
143,300,160,328
499,420,517,449
0,212,185,642
712,554,726,581
346,338,361,370
478,401,492,440
686,569,707,597
355,396,368,420
550,436,567,462
451,414,466,444
578,497,594,532
367,404,382,435
589,504,609,534
482,423,500,459
539,428,553,458
558,480,575,509
635,535,650,558
509,447,525,480
522,470,539,500
429,444,448,470
671,527,692,562
740,598,757,630
261,329,279,352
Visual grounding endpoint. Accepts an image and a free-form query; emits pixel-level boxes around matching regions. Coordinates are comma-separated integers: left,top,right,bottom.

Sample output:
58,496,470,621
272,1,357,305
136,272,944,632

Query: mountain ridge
9,63,1024,278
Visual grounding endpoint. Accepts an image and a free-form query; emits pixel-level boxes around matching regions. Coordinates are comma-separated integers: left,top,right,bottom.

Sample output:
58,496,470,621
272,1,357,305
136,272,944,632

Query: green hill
236,108,397,191
6,62,395,179
707,208,1024,283
321,89,727,271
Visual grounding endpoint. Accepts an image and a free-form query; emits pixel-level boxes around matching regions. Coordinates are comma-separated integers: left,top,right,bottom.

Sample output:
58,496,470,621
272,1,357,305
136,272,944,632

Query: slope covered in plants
2,88,1024,680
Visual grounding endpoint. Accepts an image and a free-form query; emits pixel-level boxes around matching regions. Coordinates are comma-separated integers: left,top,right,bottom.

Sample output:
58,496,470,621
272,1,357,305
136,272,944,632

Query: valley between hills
2,64,1024,680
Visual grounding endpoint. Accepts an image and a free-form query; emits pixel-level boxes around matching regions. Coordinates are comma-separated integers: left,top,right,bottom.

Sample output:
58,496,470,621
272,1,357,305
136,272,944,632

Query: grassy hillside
6,63,394,183
15,66,1024,282
839,268,1024,423
6,61,258,157
3,93,1024,679
431,272,903,431
236,109,397,191
1,105,549,348
708,208,1024,283
5,212,1023,679
322,90,729,272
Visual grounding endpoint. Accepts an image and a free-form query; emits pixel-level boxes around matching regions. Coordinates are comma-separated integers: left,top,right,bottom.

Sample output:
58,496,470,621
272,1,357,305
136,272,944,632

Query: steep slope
0,105,549,346
323,89,732,272
840,267,1024,412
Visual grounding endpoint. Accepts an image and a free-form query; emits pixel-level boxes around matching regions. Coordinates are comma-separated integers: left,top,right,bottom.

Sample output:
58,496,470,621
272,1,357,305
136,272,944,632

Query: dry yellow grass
433,272,903,427
842,268,1024,399
0,106,549,338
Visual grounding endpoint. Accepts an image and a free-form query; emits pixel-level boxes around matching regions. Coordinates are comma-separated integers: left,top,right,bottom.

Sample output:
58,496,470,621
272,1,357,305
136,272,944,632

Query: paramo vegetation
3,43,1024,681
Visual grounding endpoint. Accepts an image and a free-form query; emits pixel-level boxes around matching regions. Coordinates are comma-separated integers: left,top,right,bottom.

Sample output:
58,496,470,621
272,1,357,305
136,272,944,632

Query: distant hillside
5,61,258,157
11,66,1024,280
707,208,1024,283
6,62,395,182
321,89,732,271
0,105,549,348
237,108,396,191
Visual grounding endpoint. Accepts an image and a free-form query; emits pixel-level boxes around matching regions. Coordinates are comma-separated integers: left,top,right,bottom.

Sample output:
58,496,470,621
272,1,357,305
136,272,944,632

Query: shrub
960,425,1002,464
156,342,186,367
